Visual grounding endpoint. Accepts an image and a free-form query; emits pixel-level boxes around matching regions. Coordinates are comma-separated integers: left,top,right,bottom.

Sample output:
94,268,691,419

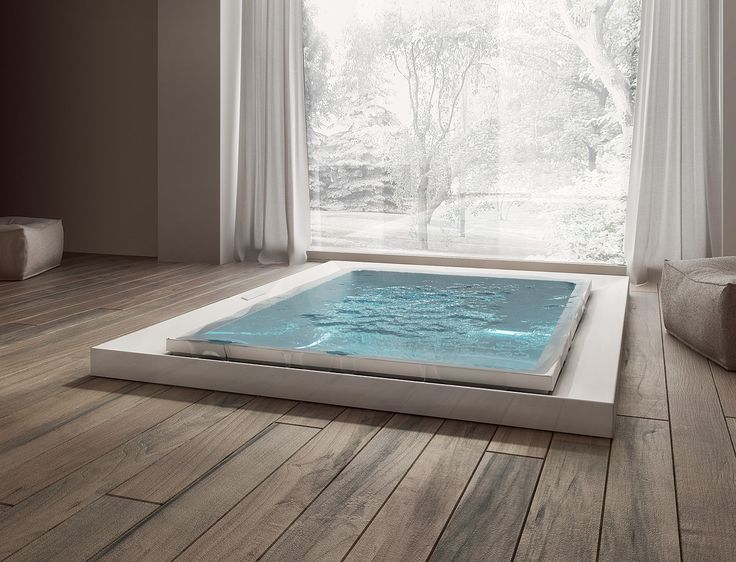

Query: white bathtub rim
90,261,628,437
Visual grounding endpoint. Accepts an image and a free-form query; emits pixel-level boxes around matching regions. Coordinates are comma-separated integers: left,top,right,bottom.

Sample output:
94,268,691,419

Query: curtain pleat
235,0,310,265
625,0,722,284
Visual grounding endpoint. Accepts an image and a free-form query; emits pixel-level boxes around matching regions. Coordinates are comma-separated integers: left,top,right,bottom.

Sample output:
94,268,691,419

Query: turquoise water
189,270,577,372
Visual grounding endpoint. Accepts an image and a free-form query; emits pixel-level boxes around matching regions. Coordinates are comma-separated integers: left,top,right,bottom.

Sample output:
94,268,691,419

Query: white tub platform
91,262,628,437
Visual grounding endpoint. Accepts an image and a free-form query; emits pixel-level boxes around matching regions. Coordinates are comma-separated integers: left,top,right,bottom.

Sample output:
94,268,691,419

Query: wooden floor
1,255,735,561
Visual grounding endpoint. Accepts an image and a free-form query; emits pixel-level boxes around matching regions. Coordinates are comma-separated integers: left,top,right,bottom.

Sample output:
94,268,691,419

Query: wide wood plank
346,420,495,562
711,361,736,417
0,382,162,476
0,254,125,301
617,291,668,420
0,351,88,390
177,408,391,562
0,391,250,559
97,423,318,561
487,426,551,458
0,308,117,346
111,396,296,503
514,433,610,562
8,264,198,325
0,377,137,443
278,401,345,428
100,264,216,309
0,258,160,313
727,418,736,451
0,386,211,504
429,452,541,562
0,358,91,416
0,262,193,324
663,328,736,560
6,495,155,562
599,415,679,562
260,414,443,562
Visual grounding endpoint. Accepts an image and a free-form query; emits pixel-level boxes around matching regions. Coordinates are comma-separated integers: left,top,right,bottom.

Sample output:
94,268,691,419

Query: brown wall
0,0,158,256
157,0,222,263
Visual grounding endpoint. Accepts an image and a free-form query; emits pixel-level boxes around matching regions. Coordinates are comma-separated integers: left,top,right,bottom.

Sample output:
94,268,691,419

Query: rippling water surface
194,270,576,371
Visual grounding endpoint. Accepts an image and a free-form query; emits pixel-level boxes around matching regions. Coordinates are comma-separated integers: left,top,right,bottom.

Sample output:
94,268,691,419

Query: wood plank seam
424,425,499,561
708,361,736,458
107,394,271,503
617,413,669,423
250,412,397,559
90,423,285,559
726,418,736,458
0,390,252,559
0,389,217,511
276,402,346,429
345,421,496,562
174,408,392,561
0,352,87,385
0,378,140,424
506,432,555,561
259,414,444,561
1,263,197,325
595,436,613,561
0,380,149,453
423,451,492,561
6,494,158,562
480,448,547,460
616,290,669,420
598,416,680,562
708,359,736,455
91,420,328,560
0,381,148,452
275,420,337,429
657,288,684,560
341,418,447,559
104,493,163,507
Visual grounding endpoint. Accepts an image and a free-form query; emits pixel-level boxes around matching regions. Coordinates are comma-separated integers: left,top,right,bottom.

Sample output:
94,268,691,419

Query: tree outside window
304,0,640,264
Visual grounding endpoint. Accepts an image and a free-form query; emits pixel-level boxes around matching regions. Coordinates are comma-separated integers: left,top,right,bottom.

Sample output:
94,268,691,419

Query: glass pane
303,0,641,264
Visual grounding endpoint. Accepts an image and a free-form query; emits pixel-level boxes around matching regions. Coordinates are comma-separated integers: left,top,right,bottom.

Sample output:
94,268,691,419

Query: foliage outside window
303,0,641,264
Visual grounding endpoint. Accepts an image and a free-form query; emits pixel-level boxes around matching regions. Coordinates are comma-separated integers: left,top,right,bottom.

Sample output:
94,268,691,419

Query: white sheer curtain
234,0,310,265
625,0,722,284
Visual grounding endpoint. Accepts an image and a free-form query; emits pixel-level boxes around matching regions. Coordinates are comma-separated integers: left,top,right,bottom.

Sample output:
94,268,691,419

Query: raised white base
91,262,628,437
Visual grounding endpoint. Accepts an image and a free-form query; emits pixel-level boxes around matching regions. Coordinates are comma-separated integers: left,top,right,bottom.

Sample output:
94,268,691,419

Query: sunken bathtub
91,262,628,437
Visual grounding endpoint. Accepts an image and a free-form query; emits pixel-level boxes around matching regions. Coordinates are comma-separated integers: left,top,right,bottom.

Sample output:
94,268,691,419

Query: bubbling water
196,270,576,371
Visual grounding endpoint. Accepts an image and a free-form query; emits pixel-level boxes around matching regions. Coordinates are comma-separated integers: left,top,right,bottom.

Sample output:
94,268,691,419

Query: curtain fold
625,0,722,284
235,0,310,265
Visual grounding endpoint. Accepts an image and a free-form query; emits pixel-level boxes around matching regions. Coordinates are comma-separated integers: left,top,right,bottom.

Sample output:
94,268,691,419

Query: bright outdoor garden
304,0,641,264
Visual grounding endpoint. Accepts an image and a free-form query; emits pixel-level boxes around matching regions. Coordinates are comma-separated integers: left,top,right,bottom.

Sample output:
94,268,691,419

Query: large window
303,0,640,264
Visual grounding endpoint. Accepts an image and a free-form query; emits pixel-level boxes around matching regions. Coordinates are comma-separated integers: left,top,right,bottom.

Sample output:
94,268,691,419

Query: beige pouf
0,217,64,280
660,257,736,370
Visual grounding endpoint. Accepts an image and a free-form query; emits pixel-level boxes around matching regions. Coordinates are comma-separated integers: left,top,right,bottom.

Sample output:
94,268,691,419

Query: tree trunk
458,191,466,237
558,0,633,142
458,85,467,236
586,143,597,171
416,161,431,250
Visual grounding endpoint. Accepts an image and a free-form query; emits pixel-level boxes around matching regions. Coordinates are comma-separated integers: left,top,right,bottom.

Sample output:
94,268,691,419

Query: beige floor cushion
660,257,736,371
0,217,64,280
